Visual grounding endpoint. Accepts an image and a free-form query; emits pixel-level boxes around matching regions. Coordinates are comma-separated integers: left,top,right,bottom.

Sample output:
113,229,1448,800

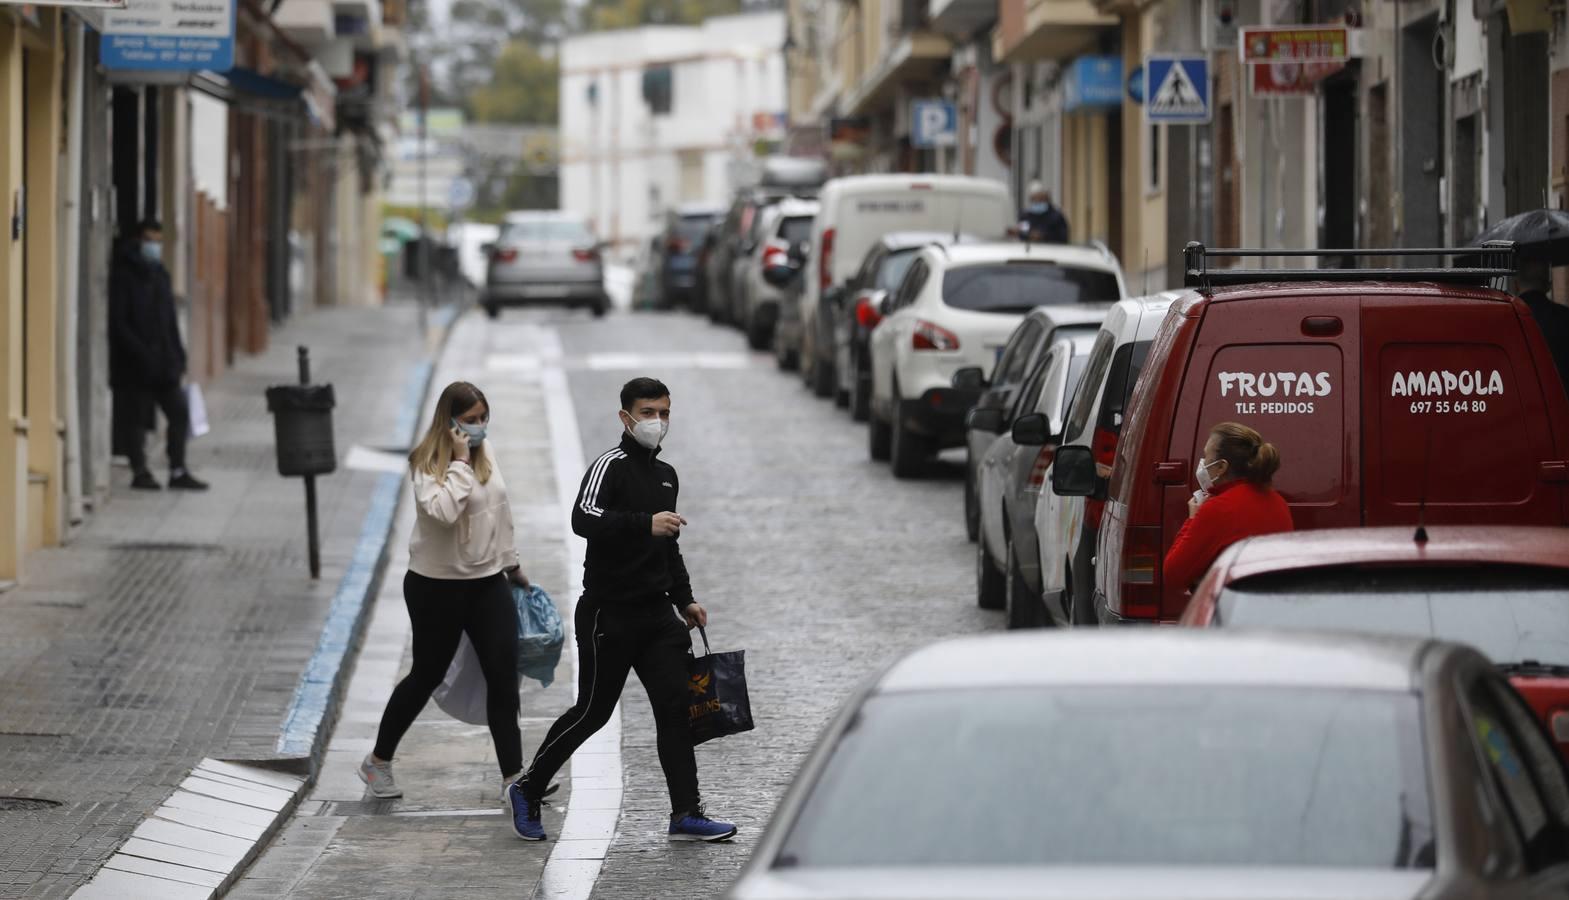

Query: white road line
535,340,624,900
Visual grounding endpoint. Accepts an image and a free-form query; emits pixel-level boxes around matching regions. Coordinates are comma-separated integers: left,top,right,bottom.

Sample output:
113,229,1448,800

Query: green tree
468,41,560,124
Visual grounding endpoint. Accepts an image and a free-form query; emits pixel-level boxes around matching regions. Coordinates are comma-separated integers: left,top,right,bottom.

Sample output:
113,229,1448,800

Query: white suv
867,242,1126,478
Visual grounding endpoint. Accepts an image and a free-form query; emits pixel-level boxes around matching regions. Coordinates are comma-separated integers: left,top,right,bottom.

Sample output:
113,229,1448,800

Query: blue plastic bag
515,584,564,688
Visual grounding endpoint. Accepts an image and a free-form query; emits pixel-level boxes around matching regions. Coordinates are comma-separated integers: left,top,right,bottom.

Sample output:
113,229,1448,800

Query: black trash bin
265,384,337,477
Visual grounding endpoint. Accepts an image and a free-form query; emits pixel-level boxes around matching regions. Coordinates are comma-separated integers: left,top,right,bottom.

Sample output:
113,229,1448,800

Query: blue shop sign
1064,55,1123,111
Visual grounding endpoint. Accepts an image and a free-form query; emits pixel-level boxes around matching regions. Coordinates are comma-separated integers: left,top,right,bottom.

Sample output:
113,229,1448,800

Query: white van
787,175,1012,398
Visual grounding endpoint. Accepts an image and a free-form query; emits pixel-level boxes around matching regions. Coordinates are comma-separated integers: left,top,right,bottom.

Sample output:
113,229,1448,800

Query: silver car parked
727,630,1569,900
482,211,609,318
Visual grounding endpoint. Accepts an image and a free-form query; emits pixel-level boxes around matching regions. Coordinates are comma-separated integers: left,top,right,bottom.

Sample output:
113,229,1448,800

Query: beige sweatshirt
407,441,520,580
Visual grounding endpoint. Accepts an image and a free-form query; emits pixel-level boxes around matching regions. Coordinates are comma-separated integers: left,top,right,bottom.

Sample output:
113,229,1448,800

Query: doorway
1320,70,1358,264
1400,15,1444,248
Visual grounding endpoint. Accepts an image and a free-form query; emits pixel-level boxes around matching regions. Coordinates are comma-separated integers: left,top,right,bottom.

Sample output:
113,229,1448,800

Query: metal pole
417,62,431,337
299,346,321,580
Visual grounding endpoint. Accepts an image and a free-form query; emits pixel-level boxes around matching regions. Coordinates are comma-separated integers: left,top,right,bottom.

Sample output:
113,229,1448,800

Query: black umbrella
1473,209,1569,264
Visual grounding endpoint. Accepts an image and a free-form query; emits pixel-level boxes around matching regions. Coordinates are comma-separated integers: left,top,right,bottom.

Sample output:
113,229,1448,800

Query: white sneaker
359,754,403,799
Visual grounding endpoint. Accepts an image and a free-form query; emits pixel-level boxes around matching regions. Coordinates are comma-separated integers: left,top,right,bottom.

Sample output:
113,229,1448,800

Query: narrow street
229,304,998,898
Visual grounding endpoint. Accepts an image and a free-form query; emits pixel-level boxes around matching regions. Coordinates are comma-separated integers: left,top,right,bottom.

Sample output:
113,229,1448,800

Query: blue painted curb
275,355,436,761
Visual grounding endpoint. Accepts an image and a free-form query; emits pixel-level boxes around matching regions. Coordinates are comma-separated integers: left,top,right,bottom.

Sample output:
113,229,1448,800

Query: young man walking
509,377,736,842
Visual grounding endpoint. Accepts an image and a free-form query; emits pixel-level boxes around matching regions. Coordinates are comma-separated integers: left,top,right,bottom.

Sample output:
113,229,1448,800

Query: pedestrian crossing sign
1144,55,1211,124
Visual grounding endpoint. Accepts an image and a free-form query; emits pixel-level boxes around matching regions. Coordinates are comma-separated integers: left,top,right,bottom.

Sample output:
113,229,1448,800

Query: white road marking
486,351,755,373
536,337,624,900
342,444,412,475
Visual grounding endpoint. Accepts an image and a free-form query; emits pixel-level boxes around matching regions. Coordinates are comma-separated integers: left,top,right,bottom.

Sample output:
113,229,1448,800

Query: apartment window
642,66,673,116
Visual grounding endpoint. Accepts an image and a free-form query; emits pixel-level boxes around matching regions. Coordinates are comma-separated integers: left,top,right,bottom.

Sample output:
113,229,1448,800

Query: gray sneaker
358,755,403,799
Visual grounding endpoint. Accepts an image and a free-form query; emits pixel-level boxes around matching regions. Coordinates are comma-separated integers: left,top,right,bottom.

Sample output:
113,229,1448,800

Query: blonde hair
1210,422,1281,486
409,382,493,483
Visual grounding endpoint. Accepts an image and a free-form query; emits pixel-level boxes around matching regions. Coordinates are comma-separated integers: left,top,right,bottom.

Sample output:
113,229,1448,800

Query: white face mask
1195,458,1222,491
628,416,668,450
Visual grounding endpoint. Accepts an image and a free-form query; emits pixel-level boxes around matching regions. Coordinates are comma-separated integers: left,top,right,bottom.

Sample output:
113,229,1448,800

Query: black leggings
373,571,522,776
523,596,699,815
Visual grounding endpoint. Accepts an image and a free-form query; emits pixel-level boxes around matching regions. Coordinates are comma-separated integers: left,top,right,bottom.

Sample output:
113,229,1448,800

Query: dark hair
620,377,670,411
1210,422,1281,486
137,219,164,237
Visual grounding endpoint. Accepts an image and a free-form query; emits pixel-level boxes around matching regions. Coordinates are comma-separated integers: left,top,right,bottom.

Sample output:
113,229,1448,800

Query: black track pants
523,595,699,815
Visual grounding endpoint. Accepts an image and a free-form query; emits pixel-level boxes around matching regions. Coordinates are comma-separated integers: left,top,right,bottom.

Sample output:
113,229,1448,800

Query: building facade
559,11,789,254
0,0,404,585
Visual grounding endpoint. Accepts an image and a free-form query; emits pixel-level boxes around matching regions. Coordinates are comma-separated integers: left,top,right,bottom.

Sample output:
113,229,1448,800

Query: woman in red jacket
1164,422,1294,592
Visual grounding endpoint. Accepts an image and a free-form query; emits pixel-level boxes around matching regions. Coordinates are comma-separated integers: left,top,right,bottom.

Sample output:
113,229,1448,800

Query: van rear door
1363,295,1564,525
1167,294,1363,549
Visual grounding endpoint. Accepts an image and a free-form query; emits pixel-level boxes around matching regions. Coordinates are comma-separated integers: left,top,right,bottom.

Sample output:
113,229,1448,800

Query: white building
559,11,788,255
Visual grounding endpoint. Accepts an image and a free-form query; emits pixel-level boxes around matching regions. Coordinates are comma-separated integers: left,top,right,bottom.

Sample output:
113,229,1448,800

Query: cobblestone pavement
0,300,443,899
558,310,999,898
226,304,999,899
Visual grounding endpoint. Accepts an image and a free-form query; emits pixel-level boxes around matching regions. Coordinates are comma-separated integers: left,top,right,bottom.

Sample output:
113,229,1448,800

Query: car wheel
592,297,609,318
483,301,500,320
812,353,836,399
1066,567,1095,627
976,534,1005,610
746,313,772,351
868,409,892,461
850,361,871,422
1005,537,1046,629
963,460,980,543
776,333,800,372
889,390,928,480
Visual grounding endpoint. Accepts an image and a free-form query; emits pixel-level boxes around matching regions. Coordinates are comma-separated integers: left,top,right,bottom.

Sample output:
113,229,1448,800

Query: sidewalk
0,297,449,899
225,314,587,899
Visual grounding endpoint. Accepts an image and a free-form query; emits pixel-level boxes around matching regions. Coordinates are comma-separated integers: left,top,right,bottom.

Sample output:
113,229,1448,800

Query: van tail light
1120,526,1163,620
1091,425,1119,470
912,320,960,351
1028,446,1056,490
572,247,601,263
819,228,836,292
1552,710,1569,743
856,295,883,329
494,247,519,263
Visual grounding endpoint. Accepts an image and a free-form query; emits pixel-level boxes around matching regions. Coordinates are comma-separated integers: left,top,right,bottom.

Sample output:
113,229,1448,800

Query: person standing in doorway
508,377,736,843
1516,257,1569,397
361,382,531,804
1015,181,1071,244
109,219,207,490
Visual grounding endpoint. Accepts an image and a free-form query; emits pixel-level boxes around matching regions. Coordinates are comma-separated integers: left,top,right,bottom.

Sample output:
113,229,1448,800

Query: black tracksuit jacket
572,432,693,606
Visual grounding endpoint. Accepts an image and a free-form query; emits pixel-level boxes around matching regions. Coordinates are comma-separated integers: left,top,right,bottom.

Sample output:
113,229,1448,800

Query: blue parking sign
1144,55,1210,124
911,100,957,149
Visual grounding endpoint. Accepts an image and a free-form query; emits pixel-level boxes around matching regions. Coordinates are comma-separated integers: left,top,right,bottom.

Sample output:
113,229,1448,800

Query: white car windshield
775,686,1432,870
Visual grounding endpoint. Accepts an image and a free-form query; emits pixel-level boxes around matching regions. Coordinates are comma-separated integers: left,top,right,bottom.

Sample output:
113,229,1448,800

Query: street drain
0,797,61,811
109,542,224,553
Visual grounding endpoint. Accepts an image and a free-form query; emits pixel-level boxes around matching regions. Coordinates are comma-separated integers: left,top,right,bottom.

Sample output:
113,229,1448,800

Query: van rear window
1096,342,1152,434
942,264,1121,314
1377,343,1532,504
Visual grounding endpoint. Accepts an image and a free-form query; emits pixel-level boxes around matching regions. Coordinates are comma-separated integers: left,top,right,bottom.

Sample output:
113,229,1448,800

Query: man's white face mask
629,416,668,449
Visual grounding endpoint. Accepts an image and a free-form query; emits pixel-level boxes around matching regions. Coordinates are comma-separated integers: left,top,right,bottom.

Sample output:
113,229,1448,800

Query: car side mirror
1051,445,1098,496
951,367,986,391
480,242,496,257
877,293,893,316
967,407,1006,435
824,286,847,309
1012,413,1055,446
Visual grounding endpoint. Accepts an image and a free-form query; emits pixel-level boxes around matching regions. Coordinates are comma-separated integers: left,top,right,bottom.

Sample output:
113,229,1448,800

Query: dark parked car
656,204,724,309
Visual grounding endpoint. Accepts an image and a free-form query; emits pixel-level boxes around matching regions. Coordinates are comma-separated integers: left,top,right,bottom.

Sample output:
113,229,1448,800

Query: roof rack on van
1181,241,1517,290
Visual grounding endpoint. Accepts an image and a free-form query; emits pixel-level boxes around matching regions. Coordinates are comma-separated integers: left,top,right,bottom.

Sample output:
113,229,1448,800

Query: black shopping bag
687,626,754,745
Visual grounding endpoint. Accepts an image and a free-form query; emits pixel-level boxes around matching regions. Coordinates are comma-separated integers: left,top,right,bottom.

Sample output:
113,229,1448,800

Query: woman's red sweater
1164,480,1294,592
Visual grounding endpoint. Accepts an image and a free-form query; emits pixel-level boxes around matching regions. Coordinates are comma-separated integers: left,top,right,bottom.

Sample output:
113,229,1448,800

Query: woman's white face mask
1195,457,1225,491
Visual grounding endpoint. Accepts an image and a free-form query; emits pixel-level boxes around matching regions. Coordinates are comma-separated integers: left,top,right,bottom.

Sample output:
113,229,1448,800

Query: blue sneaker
508,782,546,841
669,809,737,842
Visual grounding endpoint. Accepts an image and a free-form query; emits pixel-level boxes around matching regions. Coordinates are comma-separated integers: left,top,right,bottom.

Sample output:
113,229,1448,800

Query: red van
1051,243,1569,624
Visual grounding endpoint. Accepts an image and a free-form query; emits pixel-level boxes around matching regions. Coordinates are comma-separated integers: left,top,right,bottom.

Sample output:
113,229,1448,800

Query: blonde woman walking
359,381,530,801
